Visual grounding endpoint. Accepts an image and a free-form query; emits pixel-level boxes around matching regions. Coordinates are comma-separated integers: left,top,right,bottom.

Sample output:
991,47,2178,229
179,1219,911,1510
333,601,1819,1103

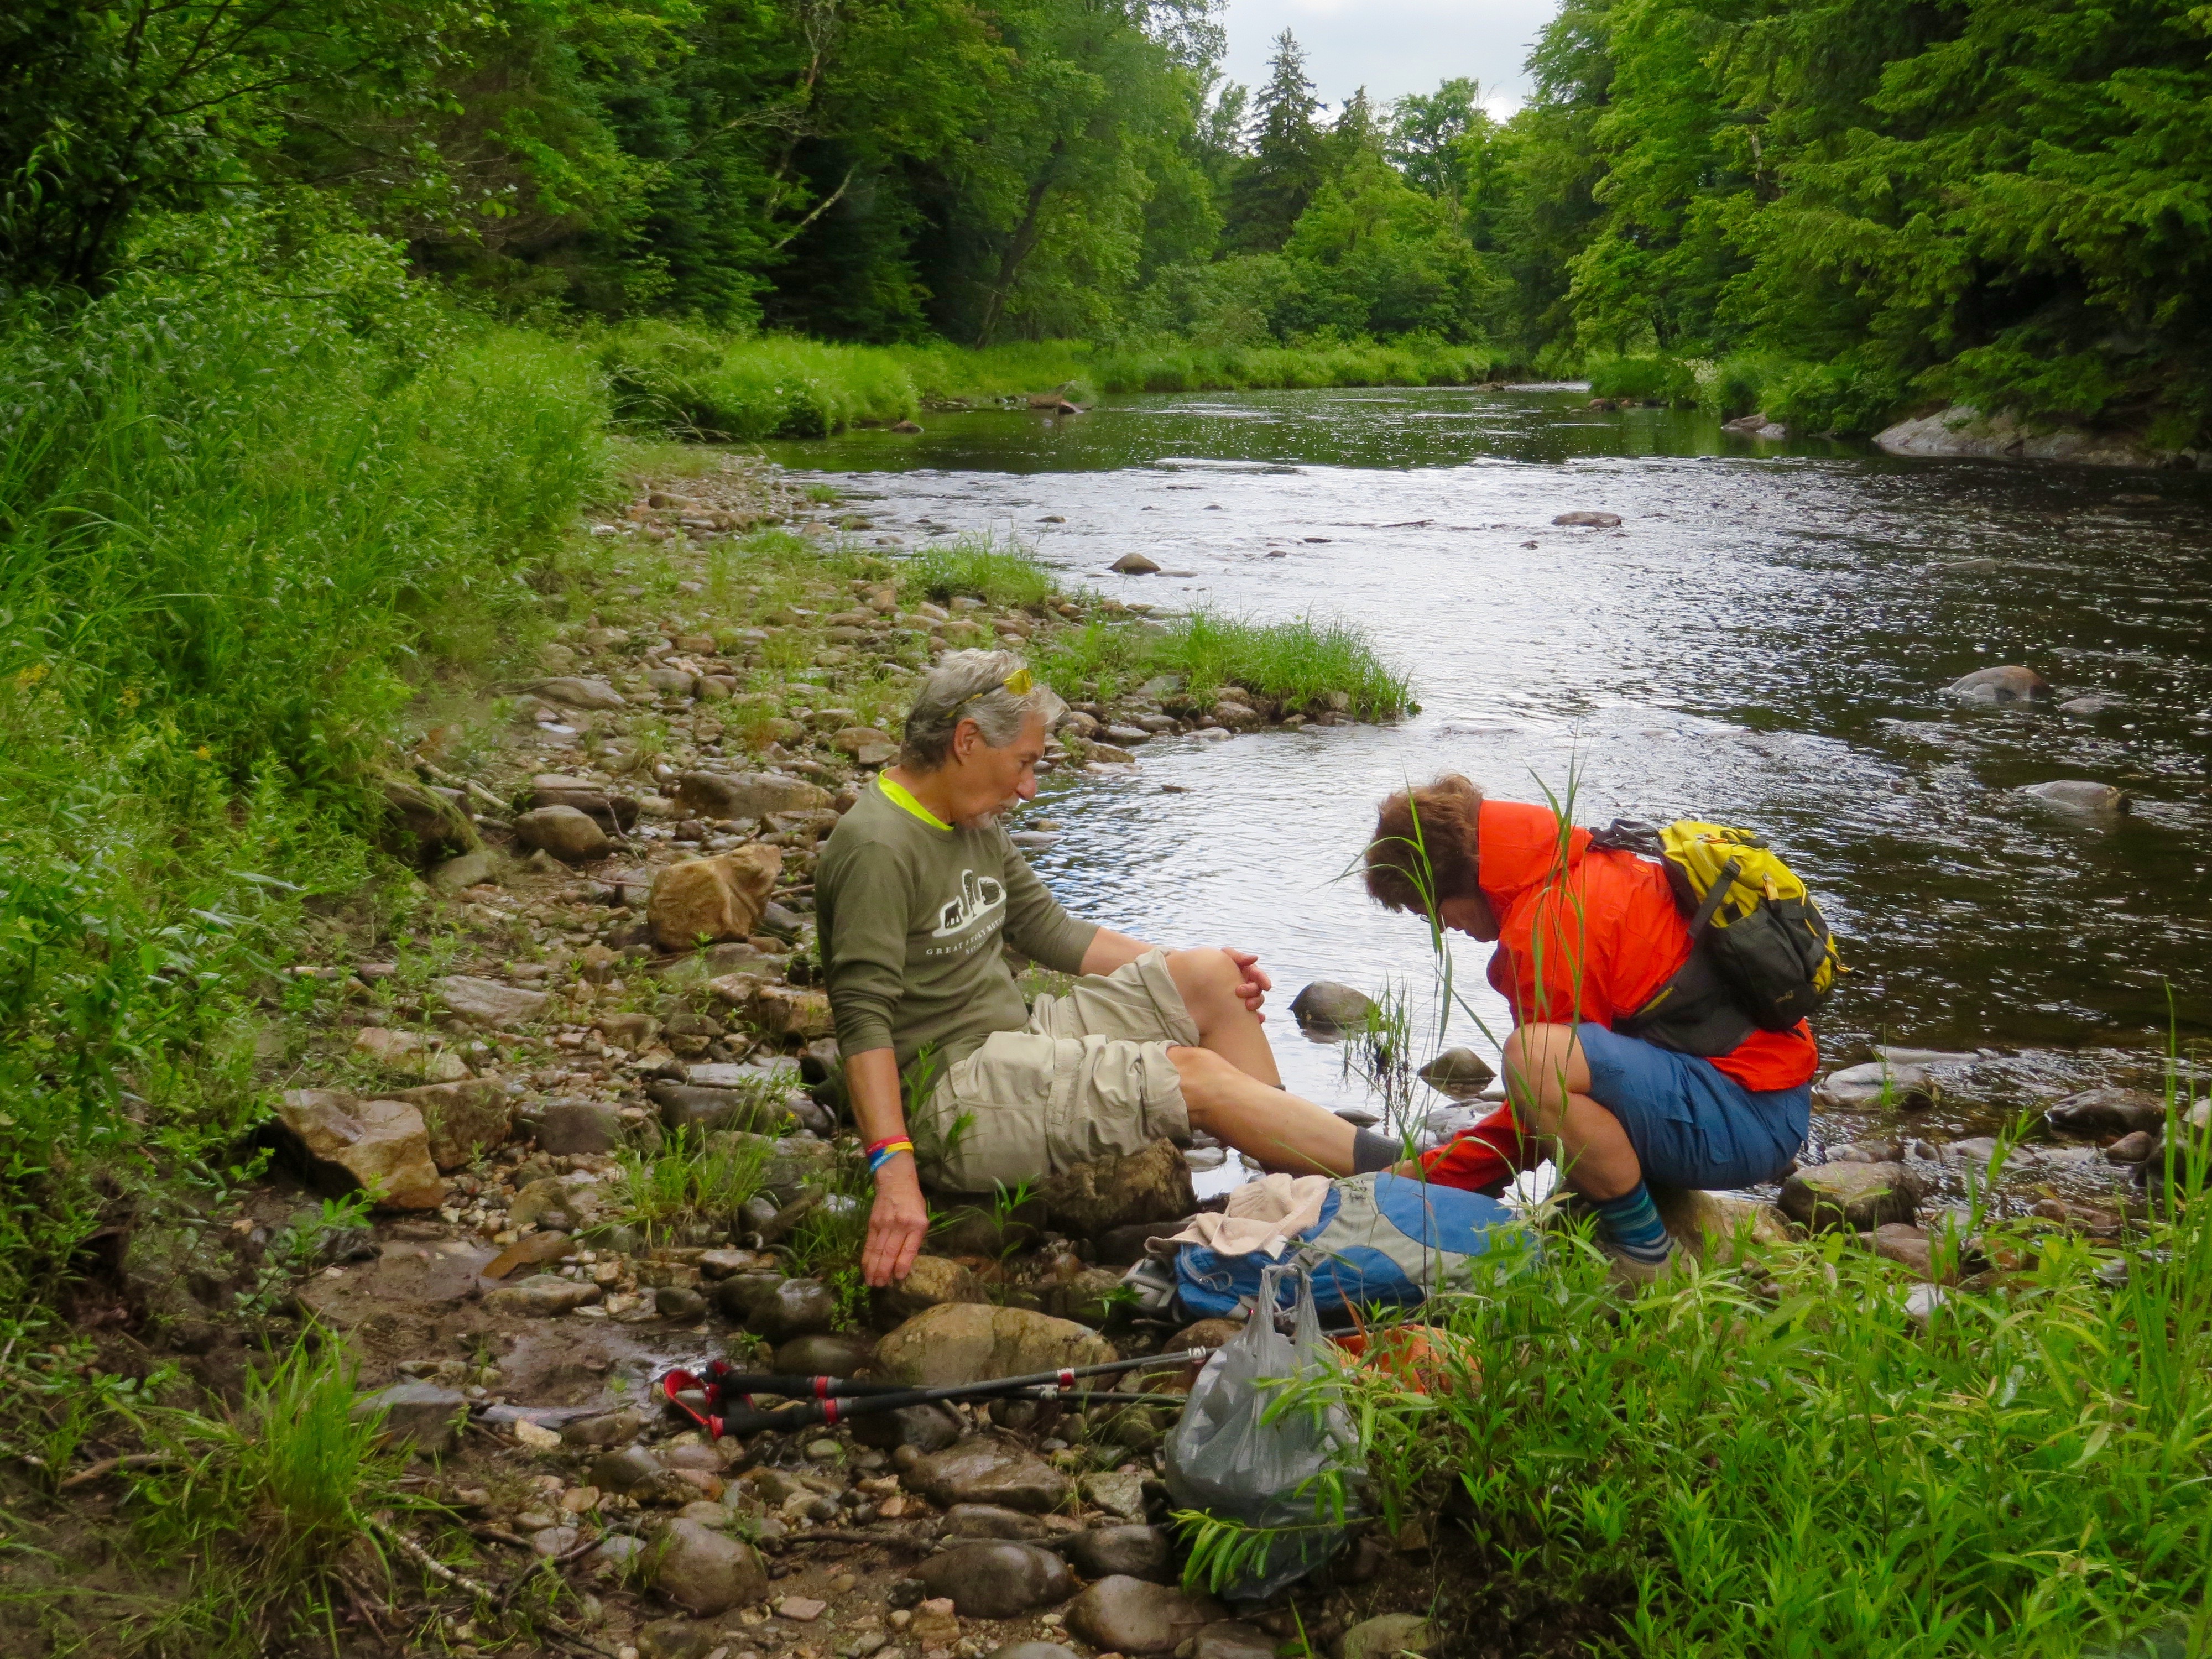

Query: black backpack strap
1686,856,1742,937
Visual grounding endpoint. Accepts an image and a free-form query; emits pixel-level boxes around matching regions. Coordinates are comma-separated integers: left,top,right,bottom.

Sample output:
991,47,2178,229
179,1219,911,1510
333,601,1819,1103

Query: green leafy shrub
1766,357,1913,437
1587,355,1698,404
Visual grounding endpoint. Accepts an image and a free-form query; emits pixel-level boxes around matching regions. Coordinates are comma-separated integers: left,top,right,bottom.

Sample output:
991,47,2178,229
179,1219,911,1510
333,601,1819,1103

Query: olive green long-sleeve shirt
817,775,1096,1067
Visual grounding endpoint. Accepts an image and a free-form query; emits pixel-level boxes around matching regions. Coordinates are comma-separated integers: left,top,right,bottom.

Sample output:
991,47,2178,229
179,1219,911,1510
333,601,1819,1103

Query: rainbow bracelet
865,1137,914,1175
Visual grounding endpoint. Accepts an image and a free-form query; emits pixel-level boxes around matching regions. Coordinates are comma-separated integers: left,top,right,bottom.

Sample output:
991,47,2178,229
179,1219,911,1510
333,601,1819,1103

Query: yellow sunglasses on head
961,666,1034,706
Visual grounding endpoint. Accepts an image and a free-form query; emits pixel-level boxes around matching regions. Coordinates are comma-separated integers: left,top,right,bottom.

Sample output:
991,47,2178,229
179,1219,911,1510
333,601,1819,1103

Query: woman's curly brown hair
1364,775,1484,914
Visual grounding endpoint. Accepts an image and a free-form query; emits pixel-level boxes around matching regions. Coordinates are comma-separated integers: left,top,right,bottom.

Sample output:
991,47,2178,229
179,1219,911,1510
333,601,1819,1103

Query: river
767,384,2212,1170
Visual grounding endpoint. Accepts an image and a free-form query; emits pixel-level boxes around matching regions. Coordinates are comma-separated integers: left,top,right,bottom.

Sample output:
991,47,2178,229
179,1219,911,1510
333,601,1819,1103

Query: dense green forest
12,0,2212,435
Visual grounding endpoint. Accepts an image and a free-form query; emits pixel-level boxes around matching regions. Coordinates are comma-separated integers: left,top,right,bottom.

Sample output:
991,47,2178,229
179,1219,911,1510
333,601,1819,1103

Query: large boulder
914,1542,1073,1619
1290,981,1376,1032
1944,665,2049,705
876,1303,1116,1386
1780,1162,1918,1231
1039,1139,1194,1238
390,1079,514,1170
1875,406,2164,467
674,771,832,821
514,805,612,863
904,1440,1073,1513
272,1090,443,1209
1064,1577,1223,1655
649,846,784,952
646,1519,768,1615
436,976,549,1029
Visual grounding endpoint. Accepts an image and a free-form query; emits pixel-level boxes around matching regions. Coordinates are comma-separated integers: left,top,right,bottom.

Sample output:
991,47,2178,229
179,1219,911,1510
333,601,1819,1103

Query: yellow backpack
1589,818,1845,1056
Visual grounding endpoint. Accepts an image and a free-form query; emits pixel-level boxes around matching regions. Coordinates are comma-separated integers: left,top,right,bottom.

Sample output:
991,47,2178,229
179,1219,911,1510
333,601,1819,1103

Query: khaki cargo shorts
914,949,1199,1194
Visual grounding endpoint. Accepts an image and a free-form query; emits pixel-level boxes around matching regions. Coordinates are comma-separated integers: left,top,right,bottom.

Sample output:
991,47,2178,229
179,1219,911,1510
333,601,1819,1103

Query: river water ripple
769,386,2212,1156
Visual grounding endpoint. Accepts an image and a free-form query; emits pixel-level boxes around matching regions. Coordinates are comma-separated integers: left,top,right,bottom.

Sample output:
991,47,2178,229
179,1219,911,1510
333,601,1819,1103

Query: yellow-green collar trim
878,772,952,832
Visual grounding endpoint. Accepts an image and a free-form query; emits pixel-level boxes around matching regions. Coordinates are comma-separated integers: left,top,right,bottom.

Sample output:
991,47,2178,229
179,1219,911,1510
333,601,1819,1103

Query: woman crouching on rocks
1363,775,1818,1284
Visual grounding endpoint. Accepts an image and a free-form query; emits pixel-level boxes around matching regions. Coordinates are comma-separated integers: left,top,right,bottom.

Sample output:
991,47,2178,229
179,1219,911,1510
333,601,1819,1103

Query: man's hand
861,1159,931,1287
1223,947,1271,1017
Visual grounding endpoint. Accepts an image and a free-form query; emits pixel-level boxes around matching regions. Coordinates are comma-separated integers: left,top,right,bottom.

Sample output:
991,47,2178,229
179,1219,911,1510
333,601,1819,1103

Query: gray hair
901,648,1066,771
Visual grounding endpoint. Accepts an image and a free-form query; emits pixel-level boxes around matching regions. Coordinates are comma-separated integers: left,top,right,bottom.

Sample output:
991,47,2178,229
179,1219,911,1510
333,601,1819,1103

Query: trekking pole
661,1349,1211,1440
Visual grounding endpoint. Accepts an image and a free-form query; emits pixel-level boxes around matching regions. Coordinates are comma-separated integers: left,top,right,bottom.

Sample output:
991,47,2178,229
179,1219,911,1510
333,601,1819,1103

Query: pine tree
1224,29,1324,252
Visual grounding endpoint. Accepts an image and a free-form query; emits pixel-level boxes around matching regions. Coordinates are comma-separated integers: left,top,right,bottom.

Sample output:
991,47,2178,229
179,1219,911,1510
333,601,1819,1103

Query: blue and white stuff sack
1173,1170,1526,1319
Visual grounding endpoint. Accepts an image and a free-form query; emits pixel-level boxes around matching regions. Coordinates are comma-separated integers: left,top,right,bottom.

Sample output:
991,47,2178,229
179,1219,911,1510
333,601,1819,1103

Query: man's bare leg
1503,1023,1642,1199
1165,947,1283,1086
1169,1046,1356,1176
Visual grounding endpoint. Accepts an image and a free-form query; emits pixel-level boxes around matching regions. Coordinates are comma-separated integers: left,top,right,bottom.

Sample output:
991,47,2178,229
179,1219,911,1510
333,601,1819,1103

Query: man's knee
1166,947,1240,1012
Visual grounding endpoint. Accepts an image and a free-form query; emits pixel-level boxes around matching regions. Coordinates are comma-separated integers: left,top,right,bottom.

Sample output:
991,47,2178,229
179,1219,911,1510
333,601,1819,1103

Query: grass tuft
1041,608,1412,718
613,1127,775,1245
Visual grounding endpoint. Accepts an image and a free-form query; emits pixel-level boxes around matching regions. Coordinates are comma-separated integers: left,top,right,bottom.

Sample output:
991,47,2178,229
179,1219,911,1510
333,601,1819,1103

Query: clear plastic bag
1162,1264,1362,1603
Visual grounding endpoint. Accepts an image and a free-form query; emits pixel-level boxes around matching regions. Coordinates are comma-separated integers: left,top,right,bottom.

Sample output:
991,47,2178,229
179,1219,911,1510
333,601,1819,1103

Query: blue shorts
1575,1022,1810,1190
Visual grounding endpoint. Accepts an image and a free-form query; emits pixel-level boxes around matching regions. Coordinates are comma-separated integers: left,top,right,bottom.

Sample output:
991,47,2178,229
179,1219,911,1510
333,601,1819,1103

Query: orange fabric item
1476,800,1817,1092
1416,1100,1530,1192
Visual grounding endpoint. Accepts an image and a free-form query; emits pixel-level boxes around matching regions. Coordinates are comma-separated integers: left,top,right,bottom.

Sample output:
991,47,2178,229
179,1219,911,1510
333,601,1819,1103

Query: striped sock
1594,1181,1673,1263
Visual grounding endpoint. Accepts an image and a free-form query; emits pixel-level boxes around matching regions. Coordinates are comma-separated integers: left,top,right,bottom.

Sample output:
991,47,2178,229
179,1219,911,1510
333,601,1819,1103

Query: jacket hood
1476,800,1590,912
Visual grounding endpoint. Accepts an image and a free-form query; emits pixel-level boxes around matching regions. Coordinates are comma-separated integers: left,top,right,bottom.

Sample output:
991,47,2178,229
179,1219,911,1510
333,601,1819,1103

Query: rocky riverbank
10,450,2209,1658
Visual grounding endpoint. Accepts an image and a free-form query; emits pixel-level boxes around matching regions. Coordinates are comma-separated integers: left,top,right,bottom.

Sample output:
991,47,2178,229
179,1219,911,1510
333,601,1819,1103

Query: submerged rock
2020,779,2130,813
1812,1060,1939,1111
1552,510,1622,528
1945,665,2048,705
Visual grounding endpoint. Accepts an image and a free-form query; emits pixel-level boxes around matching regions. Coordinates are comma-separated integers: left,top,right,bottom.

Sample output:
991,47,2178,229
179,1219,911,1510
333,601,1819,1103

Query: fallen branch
466,1524,534,1550
367,1517,500,1601
57,1453,182,1491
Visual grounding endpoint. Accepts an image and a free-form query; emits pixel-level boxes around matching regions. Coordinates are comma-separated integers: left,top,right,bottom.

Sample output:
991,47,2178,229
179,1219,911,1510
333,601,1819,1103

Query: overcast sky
1217,0,1557,114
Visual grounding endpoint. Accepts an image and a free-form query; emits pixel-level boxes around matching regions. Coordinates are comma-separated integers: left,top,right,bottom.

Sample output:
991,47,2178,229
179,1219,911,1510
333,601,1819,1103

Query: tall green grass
1330,1181,2212,1656
0,219,609,1314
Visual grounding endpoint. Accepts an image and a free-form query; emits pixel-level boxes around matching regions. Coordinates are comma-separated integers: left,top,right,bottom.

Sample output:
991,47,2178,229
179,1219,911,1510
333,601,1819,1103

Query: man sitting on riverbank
818,649,1402,1287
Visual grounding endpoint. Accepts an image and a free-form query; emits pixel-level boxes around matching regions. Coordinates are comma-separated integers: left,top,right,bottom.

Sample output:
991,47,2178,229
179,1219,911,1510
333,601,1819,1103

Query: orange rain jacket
1473,798,1818,1093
